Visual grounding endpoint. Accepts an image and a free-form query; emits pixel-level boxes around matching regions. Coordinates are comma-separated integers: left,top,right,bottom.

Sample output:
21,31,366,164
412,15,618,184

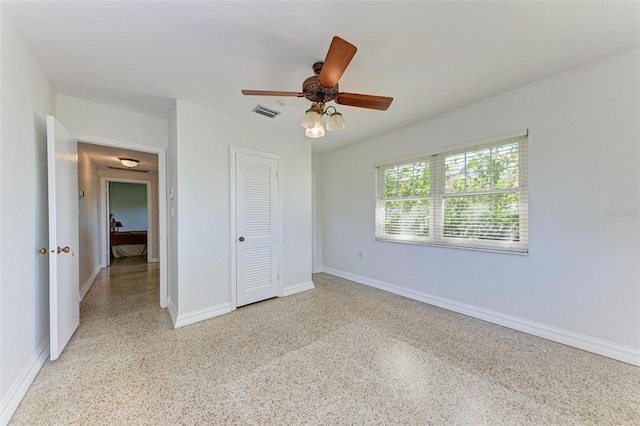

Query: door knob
57,246,70,254
39,248,51,255
238,236,245,242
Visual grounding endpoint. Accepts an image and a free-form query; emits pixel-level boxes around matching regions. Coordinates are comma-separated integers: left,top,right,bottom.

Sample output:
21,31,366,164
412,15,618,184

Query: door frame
75,133,169,309
101,178,153,265
229,146,283,310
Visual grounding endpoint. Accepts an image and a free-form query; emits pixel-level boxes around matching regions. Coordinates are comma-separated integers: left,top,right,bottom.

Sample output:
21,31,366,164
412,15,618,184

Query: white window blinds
375,132,528,253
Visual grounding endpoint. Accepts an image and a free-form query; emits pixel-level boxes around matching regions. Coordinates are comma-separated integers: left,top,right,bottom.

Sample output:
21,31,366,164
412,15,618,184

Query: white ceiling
4,1,639,153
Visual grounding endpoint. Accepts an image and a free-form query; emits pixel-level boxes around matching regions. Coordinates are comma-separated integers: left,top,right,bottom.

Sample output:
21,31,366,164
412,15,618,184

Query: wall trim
79,266,101,301
149,257,159,263
167,298,178,327
322,267,640,366
313,266,324,274
283,281,315,297
174,302,233,328
0,337,49,426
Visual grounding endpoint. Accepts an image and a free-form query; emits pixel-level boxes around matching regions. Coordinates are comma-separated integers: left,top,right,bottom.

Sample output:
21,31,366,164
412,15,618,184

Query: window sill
375,236,529,255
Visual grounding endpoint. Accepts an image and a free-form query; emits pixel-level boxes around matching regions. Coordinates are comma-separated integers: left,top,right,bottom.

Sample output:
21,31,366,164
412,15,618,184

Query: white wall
312,154,323,273
109,182,148,231
57,94,168,149
0,9,56,424
320,49,640,364
172,100,312,321
77,146,101,299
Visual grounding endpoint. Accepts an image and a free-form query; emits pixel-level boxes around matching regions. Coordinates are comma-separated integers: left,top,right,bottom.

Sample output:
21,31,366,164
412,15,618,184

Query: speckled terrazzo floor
9,259,640,425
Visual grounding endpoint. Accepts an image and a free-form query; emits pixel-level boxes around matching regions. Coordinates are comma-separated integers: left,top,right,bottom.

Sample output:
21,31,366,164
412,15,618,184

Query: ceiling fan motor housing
302,62,339,103
241,37,392,111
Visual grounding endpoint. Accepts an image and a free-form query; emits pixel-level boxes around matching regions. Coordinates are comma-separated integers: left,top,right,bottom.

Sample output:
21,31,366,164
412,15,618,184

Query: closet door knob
238,237,245,242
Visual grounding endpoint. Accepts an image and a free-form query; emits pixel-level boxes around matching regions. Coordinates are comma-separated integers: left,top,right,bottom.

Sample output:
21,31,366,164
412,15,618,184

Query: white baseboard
174,302,232,328
322,267,640,366
1,337,49,426
149,257,159,263
312,266,324,274
167,298,178,327
79,266,101,301
283,281,315,296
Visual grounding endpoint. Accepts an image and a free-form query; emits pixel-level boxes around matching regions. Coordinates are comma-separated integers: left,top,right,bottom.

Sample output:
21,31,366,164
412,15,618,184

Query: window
375,131,528,253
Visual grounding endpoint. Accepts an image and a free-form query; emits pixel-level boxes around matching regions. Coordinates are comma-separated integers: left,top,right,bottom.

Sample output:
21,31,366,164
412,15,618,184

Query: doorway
105,180,152,265
77,138,168,308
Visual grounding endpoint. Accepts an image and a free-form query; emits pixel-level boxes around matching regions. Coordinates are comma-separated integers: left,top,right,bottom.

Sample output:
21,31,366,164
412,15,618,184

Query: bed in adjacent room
111,231,147,258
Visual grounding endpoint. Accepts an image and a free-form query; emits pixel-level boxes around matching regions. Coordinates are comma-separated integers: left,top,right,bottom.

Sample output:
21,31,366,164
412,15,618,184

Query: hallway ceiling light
119,158,139,168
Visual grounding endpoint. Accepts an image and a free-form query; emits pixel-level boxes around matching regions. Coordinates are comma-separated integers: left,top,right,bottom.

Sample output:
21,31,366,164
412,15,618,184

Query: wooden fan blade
241,90,304,97
319,36,357,89
335,93,393,111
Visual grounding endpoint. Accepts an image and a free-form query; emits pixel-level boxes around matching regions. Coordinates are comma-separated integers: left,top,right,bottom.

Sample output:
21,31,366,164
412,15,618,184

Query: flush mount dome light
119,158,139,168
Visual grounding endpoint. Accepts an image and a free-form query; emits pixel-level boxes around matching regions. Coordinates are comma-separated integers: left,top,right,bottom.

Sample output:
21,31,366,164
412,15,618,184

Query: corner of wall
167,298,178,328
1,10,56,425
173,302,232,328
79,266,101,301
283,281,315,297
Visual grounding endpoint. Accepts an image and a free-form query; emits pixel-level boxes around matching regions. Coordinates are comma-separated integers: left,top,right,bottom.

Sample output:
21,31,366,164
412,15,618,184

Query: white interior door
47,115,80,361
235,151,280,307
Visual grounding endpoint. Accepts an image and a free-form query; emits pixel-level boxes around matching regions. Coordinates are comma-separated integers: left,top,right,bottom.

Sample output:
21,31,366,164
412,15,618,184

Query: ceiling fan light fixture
242,36,392,139
301,108,322,129
326,111,346,132
305,122,325,139
119,158,139,168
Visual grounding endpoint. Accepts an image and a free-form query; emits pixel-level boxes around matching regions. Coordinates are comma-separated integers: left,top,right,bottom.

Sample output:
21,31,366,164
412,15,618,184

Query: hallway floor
9,262,640,425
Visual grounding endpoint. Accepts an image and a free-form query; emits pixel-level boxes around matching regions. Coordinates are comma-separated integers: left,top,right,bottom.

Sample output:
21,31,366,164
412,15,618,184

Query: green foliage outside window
384,199,429,236
384,161,430,198
444,194,520,241
383,161,430,235
445,143,519,193
379,141,522,244
444,142,520,241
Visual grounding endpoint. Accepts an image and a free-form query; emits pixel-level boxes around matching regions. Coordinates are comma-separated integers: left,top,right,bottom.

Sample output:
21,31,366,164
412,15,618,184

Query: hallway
9,262,640,424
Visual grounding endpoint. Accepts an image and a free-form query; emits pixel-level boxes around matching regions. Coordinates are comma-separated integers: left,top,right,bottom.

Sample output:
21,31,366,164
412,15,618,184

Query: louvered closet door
236,152,279,307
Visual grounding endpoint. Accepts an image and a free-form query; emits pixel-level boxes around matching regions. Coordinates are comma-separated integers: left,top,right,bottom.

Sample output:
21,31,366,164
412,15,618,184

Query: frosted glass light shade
119,158,139,168
305,122,325,138
301,110,322,129
326,112,346,132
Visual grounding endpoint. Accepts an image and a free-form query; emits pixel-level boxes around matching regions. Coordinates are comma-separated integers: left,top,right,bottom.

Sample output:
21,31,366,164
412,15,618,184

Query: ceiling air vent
252,105,281,119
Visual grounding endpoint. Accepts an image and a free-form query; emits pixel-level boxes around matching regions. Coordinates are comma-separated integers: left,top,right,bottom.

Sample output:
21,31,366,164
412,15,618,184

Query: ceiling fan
241,36,393,138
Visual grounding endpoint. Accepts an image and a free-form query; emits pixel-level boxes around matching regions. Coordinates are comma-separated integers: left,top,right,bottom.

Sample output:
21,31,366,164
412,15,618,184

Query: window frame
375,131,528,254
